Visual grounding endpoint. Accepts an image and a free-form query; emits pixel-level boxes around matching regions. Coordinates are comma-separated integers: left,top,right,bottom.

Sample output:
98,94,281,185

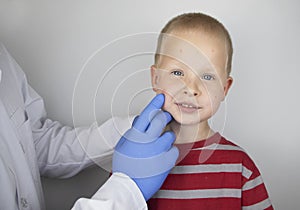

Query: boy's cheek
155,89,174,111
153,80,182,110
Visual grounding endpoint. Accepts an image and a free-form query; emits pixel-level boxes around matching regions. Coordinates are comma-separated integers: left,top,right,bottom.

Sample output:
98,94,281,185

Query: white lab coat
0,43,147,210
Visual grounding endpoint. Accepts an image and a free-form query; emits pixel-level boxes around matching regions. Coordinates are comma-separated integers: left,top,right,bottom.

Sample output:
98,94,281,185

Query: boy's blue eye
171,70,184,77
202,74,214,80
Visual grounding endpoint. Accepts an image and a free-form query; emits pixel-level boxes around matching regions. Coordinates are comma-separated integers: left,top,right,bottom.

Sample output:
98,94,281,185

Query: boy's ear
223,76,233,97
151,65,159,92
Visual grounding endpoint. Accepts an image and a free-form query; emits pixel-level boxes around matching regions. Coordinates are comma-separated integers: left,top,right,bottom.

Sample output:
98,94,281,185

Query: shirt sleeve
72,173,147,210
241,154,274,210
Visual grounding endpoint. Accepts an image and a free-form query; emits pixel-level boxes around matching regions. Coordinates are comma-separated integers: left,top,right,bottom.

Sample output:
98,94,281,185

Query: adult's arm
1,43,128,178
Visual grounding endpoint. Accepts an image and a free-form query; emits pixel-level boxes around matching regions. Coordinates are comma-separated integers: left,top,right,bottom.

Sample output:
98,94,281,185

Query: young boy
147,13,273,209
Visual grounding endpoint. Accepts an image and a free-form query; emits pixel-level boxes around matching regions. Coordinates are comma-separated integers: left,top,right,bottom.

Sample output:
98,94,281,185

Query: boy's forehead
157,32,227,74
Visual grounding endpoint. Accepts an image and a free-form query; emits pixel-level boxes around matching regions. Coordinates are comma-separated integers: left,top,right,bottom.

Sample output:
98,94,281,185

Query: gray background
1,0,299,209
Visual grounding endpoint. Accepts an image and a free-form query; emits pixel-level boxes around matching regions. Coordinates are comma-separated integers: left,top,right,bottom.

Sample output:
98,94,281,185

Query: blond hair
155,13,233,75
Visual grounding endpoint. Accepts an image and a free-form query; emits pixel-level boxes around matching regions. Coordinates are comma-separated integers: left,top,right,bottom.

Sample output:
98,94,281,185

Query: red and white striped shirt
148,133,273,210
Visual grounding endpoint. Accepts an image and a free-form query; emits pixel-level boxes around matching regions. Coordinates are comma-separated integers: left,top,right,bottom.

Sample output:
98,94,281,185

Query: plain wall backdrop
1,0,300,209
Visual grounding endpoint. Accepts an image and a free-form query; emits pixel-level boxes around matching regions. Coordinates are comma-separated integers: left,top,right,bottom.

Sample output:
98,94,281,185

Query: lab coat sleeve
34,115,131,178
7,46,132,178
72,173,147,210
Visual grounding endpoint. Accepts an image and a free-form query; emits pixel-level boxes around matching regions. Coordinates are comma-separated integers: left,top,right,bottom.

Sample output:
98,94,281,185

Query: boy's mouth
175,102,201,113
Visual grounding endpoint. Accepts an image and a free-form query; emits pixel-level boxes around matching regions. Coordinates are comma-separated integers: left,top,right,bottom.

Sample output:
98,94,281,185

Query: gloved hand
112,94,179,201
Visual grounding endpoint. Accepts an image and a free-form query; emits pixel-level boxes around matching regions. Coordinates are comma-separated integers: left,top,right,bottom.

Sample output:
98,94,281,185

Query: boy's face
151,31,233,125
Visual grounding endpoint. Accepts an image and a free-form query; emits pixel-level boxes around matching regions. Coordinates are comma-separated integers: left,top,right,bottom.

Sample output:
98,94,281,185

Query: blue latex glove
112,94,179,200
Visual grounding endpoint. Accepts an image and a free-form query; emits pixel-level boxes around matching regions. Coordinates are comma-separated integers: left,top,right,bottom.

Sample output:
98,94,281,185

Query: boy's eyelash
171,70,184,76
202,74,215,80
170,70,215,80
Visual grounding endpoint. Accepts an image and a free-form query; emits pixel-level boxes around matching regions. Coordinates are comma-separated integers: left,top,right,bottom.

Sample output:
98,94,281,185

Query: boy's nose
182,74,202,97
183,90,199,96
183,82,201,96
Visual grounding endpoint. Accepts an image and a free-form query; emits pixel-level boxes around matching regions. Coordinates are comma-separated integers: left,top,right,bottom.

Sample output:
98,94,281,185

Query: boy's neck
169,120,215,144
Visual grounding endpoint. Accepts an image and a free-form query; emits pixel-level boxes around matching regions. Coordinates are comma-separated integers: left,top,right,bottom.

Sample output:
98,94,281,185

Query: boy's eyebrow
161,57,218,74
175,59,217,75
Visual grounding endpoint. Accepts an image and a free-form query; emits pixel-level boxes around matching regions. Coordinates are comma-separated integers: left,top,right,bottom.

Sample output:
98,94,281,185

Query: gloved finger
164,146,179,166
152,131,176,154
133,131,176,157
133,94,165,132
146,111,172,137
116,131,175,158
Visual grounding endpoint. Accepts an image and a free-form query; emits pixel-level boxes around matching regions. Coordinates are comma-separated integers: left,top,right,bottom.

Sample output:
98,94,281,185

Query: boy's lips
175,102,201,113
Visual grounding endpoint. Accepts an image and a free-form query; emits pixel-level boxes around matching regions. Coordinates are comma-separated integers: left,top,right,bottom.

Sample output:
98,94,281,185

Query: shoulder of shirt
218,134,255,161
219,134,261,172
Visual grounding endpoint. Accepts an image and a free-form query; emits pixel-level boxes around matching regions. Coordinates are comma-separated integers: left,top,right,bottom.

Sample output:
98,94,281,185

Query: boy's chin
172,115,202,126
